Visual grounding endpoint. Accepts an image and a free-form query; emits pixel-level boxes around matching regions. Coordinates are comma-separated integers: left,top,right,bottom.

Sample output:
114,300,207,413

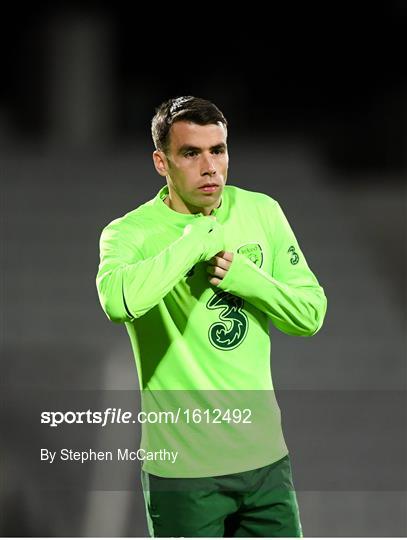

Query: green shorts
141,453,303,537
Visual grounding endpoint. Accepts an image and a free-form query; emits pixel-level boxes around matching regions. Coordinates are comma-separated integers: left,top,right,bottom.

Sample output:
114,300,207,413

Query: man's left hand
207,251,234,286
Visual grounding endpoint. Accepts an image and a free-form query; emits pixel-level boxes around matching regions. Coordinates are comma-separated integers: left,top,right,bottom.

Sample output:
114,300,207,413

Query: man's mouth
198,183,219,193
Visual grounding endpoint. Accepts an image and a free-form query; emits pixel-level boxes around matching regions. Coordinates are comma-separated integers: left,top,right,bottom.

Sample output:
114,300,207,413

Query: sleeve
96,216,224,323
217,200,327,336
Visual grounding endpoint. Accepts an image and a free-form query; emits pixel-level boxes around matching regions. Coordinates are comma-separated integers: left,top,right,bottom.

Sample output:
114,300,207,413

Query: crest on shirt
237,243,264,268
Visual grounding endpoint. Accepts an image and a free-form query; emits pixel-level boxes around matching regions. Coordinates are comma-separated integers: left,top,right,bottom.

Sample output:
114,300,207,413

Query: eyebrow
177,143,227,154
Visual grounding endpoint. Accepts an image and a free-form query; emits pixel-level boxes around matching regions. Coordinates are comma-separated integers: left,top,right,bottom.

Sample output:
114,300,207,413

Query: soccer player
96,96,327,537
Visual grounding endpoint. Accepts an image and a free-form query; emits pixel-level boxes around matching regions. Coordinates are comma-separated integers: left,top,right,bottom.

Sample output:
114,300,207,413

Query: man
96,96,327,537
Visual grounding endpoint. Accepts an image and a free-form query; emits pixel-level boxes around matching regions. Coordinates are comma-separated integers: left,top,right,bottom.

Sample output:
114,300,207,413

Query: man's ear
152,150,169,177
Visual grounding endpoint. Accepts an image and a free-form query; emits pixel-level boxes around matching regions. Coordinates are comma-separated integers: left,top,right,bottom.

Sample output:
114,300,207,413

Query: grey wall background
1,4,406,537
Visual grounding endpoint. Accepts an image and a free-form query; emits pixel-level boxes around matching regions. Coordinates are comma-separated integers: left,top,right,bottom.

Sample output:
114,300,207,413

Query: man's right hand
183,217,224,261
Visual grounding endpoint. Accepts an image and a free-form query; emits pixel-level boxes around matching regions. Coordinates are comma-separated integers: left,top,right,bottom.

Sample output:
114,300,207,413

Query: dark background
1,2,406,174
1,3,406,537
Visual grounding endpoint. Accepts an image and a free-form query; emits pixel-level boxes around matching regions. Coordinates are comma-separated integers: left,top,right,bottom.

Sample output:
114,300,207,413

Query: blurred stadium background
1,3,406,537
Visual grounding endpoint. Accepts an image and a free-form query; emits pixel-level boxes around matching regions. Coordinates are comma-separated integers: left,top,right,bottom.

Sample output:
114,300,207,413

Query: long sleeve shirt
96,184,327,477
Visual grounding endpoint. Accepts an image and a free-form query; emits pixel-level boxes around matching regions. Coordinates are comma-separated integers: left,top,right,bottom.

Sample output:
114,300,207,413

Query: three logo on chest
206,243,264,350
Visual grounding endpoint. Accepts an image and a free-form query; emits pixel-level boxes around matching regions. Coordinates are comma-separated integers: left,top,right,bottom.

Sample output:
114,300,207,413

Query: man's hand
207,251,234,286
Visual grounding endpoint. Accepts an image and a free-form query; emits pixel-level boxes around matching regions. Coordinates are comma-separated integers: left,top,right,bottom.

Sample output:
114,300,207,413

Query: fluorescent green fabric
96,185,327,477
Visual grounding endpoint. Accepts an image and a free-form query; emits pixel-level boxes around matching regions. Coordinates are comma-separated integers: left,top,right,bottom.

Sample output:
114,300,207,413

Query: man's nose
201,154,216,176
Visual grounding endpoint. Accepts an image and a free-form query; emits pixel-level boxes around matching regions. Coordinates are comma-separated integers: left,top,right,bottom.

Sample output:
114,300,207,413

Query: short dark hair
151,96,227,153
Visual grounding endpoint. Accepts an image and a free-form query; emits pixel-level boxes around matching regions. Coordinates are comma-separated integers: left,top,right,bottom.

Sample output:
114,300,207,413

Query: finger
222,251,234,262
218,259,231,271
206,265,226,279
215,251,234,262
210,256,231,271
209,276,221,286
212,266,226,279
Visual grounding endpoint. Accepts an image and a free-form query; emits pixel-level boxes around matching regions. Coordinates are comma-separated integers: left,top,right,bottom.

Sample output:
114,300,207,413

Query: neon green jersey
96,184,327,477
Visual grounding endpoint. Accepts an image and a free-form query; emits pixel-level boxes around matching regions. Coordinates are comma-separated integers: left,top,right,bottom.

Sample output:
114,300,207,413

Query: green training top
96,184,327,477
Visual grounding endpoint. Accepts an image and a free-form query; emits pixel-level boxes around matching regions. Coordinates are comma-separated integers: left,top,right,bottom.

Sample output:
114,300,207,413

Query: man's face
154,121,229,214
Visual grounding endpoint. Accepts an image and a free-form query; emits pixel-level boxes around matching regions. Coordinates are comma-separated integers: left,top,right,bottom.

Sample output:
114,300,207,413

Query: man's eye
212,148,225,155
184,151,198,158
